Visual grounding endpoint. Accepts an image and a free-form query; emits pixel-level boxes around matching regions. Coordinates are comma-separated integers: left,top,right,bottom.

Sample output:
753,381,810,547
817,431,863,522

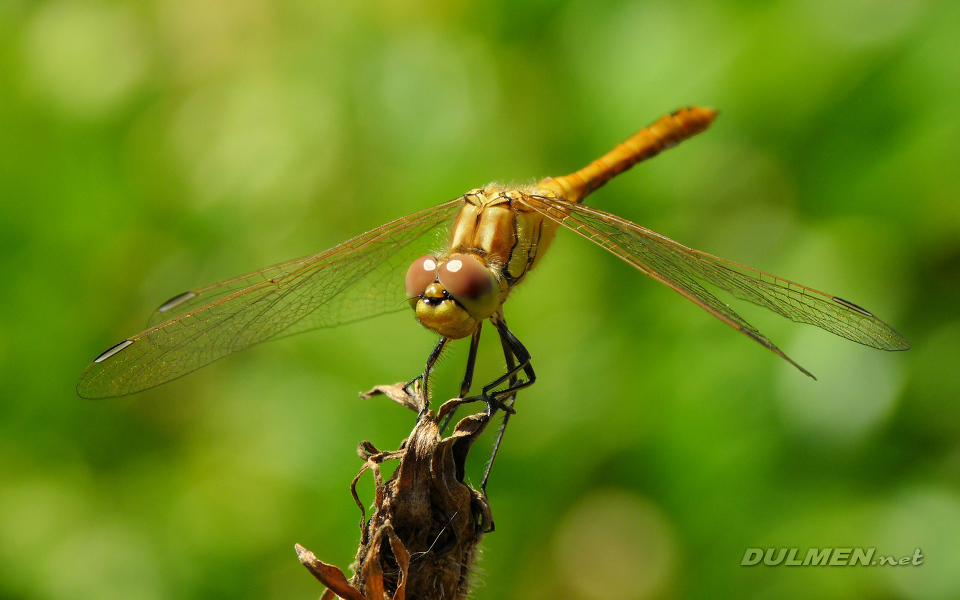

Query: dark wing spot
157,291,197,313
832,296,874,317
94,339,134,363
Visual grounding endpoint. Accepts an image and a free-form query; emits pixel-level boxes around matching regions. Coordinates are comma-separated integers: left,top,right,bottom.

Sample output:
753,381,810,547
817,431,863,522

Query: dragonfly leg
439,323,483,434
481,317,536,494
406,336,449,419
482,318,536,406
480,330,518,495
460,322,483,398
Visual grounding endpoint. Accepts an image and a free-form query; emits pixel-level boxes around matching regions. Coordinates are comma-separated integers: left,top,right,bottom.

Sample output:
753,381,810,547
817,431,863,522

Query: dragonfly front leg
459,322,484,398
439,324,484,434
441,319,527,434
406,336,449,418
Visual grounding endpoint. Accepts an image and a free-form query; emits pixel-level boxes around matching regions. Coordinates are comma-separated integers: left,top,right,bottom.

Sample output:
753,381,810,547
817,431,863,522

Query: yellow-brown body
77,105,908,403
452,188,560,302
414,106,719,339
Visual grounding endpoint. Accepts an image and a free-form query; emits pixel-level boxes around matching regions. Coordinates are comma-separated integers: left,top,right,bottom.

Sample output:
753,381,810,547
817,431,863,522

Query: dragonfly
78,106,909,422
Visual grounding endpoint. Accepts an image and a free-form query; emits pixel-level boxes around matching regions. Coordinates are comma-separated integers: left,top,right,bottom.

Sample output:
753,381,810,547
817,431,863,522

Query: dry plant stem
298,385,494,600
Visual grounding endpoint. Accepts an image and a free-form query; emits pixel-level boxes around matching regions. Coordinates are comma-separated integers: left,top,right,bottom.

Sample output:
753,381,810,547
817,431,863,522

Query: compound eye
438,254,499,319
405,254,439,298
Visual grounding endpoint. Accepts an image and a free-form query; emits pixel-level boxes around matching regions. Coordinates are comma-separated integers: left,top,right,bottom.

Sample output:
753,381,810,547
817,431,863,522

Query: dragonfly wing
146,256,317,328
521,195,908,377
78,199,464,398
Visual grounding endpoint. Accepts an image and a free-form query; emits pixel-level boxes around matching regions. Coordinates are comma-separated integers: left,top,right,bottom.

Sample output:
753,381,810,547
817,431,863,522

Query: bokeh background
2,0,959,599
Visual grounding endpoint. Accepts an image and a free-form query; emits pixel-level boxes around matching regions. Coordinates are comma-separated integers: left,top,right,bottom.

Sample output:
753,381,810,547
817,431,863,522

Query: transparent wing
145,256,317,328
78,199,464,398
521,195,909,377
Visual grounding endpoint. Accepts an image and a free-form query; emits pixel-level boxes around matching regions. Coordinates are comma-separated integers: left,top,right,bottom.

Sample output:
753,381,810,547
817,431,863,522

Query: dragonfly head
405,253,500,339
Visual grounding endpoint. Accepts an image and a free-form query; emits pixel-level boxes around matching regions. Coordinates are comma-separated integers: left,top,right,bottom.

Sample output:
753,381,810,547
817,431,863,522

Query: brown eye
438,254,499,319
405,254,438,299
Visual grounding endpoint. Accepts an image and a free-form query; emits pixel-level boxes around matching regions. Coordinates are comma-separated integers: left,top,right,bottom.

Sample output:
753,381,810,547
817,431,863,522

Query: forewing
78,199,464,398
146,256,315,328
521,195,908,377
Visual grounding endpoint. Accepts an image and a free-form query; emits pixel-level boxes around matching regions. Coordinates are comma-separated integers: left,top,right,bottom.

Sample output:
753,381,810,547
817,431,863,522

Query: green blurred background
2,0,959,598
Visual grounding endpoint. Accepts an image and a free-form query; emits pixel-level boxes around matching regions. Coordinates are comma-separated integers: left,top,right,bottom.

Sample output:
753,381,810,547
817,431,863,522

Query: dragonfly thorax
405,253,500,339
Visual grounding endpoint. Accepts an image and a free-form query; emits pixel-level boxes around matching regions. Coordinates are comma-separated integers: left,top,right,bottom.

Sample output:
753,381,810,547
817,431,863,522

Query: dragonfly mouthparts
421,282,449,306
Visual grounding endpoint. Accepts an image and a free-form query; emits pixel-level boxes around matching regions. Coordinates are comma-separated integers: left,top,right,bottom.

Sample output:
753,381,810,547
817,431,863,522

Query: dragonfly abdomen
539,106,718,204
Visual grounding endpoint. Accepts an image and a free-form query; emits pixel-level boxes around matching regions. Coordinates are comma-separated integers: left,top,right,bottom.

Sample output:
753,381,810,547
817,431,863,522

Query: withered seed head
298,392,493,600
